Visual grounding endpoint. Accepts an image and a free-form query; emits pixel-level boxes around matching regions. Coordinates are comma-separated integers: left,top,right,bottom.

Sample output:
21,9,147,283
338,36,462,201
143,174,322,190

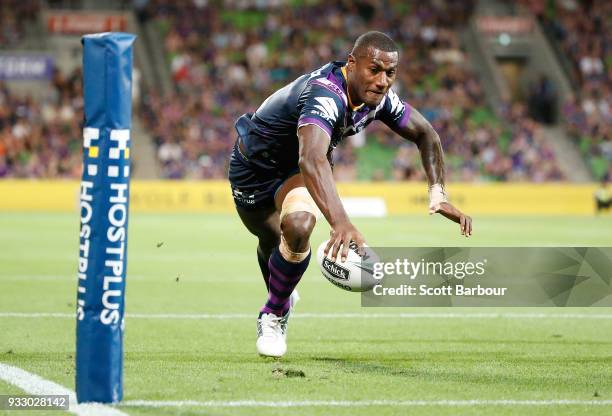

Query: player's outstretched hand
324,221,366,262
433,202,472,237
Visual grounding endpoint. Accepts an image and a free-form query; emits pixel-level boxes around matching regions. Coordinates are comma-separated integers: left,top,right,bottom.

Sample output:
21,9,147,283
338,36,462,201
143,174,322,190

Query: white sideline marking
1,312,612,320
2,362,609,411
0,362,128,416
0,313,74,318
122,399,612,408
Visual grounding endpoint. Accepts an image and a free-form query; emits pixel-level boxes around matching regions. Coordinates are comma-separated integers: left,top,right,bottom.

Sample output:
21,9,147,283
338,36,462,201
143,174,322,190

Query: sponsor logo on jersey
232,188,255,205
312,96,339,122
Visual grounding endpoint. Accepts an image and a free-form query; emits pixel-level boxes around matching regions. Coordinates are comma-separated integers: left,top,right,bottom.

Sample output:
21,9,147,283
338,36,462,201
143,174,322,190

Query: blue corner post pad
82,32,136,129
76,32,136,404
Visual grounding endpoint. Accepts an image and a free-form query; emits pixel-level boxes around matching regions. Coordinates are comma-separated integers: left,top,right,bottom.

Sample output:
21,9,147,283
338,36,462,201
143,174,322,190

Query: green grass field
1,212,612,416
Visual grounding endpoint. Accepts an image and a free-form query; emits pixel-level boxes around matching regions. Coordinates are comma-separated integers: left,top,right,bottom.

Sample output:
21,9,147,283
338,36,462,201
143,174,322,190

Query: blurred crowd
139,0,565,181
0,0,40,48
0,69,83,178
528,0,611,180
1,0,595,181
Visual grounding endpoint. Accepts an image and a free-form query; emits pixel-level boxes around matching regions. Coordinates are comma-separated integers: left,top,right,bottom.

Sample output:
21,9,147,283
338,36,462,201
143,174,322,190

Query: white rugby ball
316,240,380,292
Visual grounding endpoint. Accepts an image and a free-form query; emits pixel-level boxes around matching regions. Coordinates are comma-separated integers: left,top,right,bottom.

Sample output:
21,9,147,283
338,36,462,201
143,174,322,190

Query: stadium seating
0,0,40,48
0,68,83,178
4,1,604,182
531,0,611,180
140,0,565,181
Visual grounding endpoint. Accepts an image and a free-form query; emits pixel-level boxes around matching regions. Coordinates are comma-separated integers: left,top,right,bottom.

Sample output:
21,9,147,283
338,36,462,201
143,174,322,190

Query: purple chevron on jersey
313,77,348,106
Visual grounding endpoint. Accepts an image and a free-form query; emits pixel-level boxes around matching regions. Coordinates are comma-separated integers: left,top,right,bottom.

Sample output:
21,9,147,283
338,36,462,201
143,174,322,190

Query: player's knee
279,186,319,252
281,211,316,252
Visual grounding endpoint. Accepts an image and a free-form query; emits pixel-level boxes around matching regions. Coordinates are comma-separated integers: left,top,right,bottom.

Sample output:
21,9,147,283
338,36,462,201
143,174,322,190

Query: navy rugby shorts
228,140,298,210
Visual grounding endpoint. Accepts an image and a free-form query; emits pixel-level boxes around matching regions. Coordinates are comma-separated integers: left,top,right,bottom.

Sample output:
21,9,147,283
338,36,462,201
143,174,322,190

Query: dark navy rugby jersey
234,61,411,175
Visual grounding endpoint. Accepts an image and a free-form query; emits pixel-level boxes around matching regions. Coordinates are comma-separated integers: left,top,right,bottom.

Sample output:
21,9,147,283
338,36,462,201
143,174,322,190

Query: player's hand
324,221,366,262
433,202,472,237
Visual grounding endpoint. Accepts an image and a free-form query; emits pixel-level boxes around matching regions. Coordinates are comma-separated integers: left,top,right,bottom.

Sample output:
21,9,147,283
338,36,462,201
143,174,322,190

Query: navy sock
261,247,310,316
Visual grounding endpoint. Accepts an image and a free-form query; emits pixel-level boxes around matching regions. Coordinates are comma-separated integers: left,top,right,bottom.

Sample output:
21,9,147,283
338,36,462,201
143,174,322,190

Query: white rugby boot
256,312,290,357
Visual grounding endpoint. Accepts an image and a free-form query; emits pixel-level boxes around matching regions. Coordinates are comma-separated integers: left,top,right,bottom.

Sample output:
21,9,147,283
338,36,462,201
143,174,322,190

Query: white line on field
0,312,75,318
1,275,153,281
0,364,610,413
1,312,612,320
0,362,128,416
121,399,612,408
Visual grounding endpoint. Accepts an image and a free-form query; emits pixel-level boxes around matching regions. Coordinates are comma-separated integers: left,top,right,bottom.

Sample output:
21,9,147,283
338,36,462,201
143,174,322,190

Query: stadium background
1,0,611,415
1,0,610,185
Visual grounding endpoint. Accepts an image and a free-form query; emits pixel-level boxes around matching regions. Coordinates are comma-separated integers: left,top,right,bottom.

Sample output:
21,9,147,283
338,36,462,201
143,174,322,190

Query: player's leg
235,204,301,307
259,174,317,318
229,140,283,288
235,204,280,290
255,174,319,357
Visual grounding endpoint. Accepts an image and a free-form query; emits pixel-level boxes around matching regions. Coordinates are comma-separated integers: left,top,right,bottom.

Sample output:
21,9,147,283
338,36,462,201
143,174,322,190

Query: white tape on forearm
428,183,448,213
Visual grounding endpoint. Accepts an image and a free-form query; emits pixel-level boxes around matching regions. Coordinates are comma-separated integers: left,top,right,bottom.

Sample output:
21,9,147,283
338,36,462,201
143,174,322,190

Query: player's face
347,47,398,107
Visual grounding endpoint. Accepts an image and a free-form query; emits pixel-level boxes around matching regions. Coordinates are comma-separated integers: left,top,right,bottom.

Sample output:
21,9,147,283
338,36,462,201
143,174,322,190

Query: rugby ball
316,240,380,292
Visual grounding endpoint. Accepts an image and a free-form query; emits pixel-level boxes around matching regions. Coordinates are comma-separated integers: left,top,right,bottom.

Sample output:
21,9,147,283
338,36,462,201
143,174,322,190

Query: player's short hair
351,31,398,57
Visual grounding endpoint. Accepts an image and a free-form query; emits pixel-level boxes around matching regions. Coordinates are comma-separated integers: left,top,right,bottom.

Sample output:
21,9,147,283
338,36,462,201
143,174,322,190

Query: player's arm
297,125,365,261
392,106,472,236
